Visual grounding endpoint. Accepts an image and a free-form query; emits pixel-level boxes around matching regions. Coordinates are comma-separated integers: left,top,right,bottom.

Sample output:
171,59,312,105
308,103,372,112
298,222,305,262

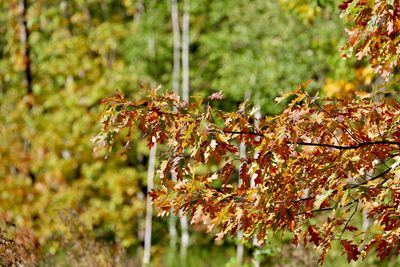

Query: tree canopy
1,0,399,265
95,1,400,264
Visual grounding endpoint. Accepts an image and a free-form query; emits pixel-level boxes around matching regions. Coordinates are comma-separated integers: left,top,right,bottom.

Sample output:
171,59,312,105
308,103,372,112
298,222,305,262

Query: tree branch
339,200,358,240
221,130,265,137
295,141,400,150
295,199,358,216
292,168,392,204
345,167,391,190
217,130,400,150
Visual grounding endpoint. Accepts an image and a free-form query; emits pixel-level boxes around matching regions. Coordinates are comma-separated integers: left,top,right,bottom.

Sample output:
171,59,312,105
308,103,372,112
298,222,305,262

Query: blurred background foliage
0,0,394,266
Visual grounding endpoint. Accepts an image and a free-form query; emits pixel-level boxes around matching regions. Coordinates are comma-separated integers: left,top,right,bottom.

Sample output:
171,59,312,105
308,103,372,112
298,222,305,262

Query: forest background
0,0,398,266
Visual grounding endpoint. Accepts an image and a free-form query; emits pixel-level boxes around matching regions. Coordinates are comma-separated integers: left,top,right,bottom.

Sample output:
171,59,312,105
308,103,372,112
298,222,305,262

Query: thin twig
314,101,361,143
339,200,359,240
345,167,391,190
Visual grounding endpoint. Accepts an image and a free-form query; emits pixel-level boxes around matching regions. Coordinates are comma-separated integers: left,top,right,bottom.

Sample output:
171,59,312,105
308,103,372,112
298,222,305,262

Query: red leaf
345,225,358,232
377,239,392,261
254,175,262,186
308,225,322,246
340,240,359,262
338,0,353,10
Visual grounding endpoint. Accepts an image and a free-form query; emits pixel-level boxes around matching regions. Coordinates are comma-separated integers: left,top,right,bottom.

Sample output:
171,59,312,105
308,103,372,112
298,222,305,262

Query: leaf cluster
95,85,400,263
340,0,400,78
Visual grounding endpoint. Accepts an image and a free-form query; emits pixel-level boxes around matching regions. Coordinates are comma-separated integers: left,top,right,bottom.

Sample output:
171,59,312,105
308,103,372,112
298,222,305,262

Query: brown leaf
340,240,359,262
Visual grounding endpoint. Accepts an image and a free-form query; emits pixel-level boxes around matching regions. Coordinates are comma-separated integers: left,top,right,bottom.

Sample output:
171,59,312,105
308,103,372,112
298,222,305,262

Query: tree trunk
251,104,262,267
179,0,190,260
169,0,181,249
236,225,244,264
171,0,181,96
179,210,189,261
181,0,189,102
143,145,157,265
134,0,144,22
236,141,246,264
18,0,36,184
19,0,32,102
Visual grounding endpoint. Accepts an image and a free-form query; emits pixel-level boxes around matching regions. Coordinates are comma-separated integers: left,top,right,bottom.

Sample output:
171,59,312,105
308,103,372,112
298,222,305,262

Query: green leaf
314,189,334,209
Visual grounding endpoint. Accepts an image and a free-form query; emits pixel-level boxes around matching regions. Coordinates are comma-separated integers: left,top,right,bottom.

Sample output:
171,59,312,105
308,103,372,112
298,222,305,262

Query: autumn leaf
340,240,359,262
209,91,223,100
96,68,400,262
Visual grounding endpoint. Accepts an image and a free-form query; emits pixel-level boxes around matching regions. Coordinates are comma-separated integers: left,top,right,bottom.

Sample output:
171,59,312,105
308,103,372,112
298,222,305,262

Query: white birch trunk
169,0,181,249
179,0,190,260
143,145,157,265
251,104,262,267
237,141,246,264
134,0,144,22
171,0,181,96
179,210,189,260
362,209,370,231
181,0,190,102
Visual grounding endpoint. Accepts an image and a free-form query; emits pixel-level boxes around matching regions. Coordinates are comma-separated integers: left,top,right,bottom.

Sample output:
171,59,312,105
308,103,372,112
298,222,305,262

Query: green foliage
0,0,390,265
188,0,355,113
0,0,151,255
40,211,131,267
